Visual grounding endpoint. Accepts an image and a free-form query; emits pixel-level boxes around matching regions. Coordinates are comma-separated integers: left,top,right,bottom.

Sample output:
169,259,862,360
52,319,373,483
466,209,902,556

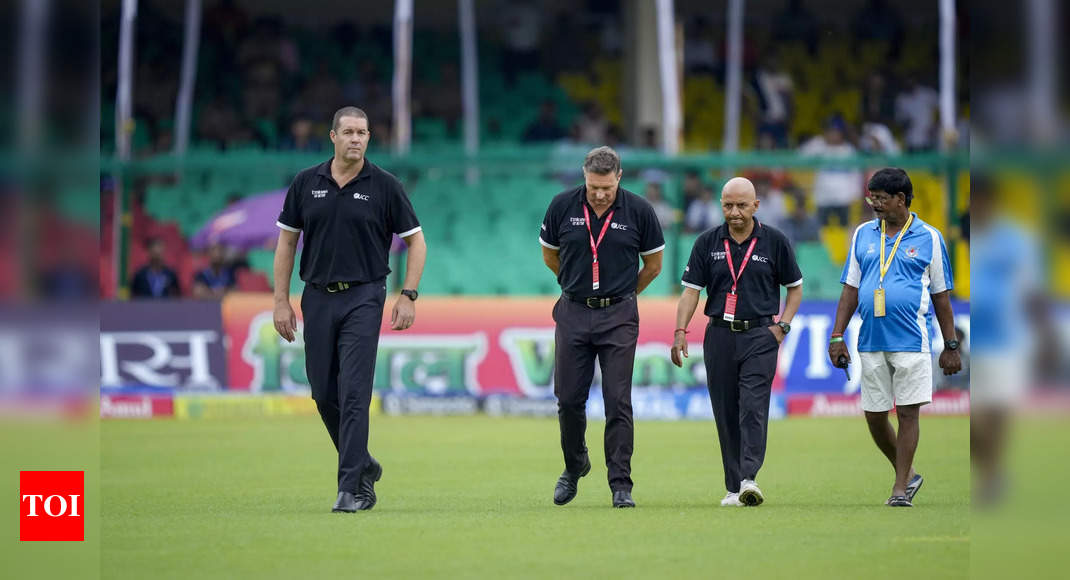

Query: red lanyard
582,204,615,291
724,237,758,295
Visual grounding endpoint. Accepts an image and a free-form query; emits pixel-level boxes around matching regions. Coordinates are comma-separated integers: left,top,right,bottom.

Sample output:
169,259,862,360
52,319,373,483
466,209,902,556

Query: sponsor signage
222,294,968,400
100,301,227,390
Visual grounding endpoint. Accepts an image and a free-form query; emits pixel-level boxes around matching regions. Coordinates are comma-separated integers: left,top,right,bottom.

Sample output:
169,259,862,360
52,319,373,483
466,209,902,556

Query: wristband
830,332,843,338
674,328,689,334
829,337,844,344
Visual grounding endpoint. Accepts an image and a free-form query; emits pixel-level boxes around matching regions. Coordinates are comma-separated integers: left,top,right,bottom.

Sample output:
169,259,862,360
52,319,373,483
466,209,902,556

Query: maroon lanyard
582,204,615,291
724,237,758,295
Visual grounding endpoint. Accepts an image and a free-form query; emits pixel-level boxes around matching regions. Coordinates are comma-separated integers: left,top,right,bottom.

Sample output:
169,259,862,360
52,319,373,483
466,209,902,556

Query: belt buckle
327,282,349,293
585,297,608,308
730,320,748,332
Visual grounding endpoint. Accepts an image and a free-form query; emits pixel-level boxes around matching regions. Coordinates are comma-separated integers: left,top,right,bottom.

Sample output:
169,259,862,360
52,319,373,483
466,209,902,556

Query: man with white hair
671,177,803,507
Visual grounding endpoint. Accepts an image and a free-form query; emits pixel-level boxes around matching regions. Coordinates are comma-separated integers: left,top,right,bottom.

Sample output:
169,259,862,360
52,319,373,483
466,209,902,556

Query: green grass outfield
102,415,969,579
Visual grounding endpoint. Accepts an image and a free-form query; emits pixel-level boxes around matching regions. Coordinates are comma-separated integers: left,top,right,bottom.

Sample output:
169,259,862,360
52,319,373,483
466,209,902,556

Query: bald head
721,177,756,201
720,176,760,230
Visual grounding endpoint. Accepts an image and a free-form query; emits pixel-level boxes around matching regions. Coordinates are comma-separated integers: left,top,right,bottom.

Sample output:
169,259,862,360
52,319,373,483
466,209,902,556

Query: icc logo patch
906,247,918,259
20,471,84,541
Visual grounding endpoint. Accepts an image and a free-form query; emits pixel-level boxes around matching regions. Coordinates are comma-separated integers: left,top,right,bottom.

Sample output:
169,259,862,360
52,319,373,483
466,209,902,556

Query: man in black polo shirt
539,146,665,508
272,106,427,513
671,177,802,507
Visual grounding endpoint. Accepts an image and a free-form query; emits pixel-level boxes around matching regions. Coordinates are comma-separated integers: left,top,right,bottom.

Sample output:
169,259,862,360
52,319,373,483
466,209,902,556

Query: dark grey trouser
553,295,639,492
301,279,386,493
703,321,780,493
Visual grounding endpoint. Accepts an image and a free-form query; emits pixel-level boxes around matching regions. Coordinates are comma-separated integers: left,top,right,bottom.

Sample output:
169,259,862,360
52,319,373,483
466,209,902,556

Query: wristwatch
777,321,791,335
401,289,419,301
944,339,959,351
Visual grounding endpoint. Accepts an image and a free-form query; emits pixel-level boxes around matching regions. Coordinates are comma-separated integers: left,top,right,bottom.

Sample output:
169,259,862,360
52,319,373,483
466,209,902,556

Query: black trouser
703,320,780,493
552,295,639,492
301,279,386,494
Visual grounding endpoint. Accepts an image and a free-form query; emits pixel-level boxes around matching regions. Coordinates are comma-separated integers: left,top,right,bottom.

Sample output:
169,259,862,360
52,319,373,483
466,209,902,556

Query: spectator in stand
852,0,905,57
498,0,542,84
682,169,704,206
751,173,789,230
192,243,236,300
799,115,863,227
782,200,822,243
859,121,902,155
773,0,819,55
895,76,940,152
751,51,794,148
861,71,896,127
685,185,722,233
645,182,679,230
280,113,324,153
523,100,567,143
130,238,181,299
574,102,610,145
684,16,717,76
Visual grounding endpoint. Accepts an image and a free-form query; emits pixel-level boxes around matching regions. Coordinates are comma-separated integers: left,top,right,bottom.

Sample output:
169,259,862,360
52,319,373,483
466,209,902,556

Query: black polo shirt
540,186,665,297
681,218,803,319
276,158,421,286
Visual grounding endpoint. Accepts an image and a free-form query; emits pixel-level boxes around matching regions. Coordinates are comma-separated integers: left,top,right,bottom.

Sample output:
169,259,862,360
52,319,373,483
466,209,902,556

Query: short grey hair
582,146,621,175
332,106,369,131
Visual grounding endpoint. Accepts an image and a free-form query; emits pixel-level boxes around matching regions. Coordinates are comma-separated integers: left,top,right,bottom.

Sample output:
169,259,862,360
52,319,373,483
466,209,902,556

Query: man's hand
828,340,850,368
391,295,416,330
939,348,962,375
670,332,689,367
769,325,785,344
273,301,297,342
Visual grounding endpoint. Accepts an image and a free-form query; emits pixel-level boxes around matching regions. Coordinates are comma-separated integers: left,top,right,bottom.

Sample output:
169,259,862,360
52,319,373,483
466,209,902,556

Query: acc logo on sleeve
19,471,84,541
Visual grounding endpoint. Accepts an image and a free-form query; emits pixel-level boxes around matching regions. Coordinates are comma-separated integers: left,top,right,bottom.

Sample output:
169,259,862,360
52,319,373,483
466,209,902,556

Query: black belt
710,316,775,332
310,281,360,293
562,292,635,309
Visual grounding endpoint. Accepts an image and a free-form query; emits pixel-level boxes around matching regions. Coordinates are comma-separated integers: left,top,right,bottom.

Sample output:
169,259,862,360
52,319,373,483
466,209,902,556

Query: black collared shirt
276,158,422,286
682,218,803,319
540,185,665,297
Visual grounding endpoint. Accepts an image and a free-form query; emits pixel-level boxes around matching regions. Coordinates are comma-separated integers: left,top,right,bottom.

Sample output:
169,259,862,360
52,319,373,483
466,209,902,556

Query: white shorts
970,352,1028,408
859,351,933,412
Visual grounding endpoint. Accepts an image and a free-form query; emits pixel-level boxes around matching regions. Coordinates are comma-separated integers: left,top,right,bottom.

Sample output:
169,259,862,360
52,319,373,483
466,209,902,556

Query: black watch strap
777,321,791,334
945,339,959,351
401,289,419,301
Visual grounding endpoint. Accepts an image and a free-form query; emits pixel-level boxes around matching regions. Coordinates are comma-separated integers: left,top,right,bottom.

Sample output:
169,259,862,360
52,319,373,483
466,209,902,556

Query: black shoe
332,491,358,513
354,458,383,511
612,490,635,508
553,459,591,505
887,495,913,507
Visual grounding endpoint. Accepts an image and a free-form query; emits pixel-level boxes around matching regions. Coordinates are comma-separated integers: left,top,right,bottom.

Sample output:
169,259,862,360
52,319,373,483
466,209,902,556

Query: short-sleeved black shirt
277,158,421,286
540,186,665,297
681,218,803,319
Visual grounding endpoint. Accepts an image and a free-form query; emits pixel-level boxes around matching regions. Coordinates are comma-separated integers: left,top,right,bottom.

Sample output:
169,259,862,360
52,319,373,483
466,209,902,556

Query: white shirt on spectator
895,85,940,149
799,137,862,208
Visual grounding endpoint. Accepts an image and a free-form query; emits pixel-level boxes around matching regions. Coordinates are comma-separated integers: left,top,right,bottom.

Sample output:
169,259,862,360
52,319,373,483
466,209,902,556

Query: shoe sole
739,488,764,506
553,462,592,506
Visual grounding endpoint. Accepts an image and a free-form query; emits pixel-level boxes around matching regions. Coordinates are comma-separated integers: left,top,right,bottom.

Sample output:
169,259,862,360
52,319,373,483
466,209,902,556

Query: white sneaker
720,492,743,507
739,480,764,506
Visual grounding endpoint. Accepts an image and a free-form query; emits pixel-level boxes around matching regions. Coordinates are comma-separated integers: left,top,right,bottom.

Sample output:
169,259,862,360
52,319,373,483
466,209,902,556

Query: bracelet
674,328,689,334
829,337,844,344
830,332,843,338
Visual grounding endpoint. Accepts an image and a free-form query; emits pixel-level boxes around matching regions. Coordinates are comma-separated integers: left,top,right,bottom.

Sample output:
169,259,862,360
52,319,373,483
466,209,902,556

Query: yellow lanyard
878,213,913,288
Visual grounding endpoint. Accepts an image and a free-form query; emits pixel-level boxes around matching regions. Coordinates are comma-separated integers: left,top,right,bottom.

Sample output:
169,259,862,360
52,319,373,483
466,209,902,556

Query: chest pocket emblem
312,189,327,198
353,193,370,201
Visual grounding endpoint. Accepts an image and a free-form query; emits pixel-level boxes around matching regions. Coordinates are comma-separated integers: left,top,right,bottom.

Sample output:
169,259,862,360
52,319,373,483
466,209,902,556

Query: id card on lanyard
582,204,614,291
875,214,913,317
723,237,758,321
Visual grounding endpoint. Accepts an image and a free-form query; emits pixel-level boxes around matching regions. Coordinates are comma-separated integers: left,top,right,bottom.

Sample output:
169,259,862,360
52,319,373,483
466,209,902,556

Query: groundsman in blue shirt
828,168,962,508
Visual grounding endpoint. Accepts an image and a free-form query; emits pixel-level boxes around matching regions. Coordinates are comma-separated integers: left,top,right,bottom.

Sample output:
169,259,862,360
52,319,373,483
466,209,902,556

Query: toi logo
20,471,84,541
